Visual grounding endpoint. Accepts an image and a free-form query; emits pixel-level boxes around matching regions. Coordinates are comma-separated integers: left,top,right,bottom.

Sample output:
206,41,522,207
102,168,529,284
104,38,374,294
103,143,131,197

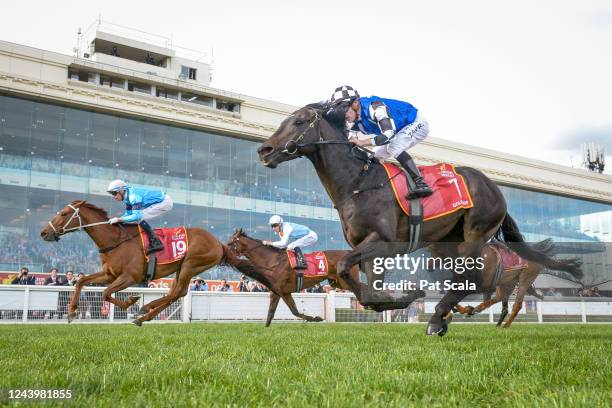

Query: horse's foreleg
102,274,138,310
281,294,323,322
67,271,109,322
427,290,469,336
497,301,509,326
338,233,424,310
265,292,281,327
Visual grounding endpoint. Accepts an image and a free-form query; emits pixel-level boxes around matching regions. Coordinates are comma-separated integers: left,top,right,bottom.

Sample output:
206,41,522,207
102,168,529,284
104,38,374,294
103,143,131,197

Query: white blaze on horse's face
41,203,83,241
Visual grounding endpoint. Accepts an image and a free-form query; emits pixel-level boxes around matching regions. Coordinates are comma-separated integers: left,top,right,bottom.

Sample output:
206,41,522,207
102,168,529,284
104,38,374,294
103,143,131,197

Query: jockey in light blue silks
262,215,318,269
106,180,174,253
329,85,433,199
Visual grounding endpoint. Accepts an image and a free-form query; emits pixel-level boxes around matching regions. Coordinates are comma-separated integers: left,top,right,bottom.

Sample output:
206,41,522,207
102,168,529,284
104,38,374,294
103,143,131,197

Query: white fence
1,285,611,324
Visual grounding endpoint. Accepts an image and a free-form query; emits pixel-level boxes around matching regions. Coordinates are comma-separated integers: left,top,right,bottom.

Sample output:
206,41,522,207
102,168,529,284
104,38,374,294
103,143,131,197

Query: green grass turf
0,323,610,407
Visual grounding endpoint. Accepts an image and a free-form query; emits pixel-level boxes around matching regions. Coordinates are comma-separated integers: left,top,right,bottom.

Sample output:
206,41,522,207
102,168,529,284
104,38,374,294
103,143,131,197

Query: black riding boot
140,220,164,254
293,247,308,269
396,151,433,199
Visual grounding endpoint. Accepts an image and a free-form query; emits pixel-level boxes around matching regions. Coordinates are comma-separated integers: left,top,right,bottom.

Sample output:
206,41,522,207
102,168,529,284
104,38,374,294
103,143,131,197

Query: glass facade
1,94,611,280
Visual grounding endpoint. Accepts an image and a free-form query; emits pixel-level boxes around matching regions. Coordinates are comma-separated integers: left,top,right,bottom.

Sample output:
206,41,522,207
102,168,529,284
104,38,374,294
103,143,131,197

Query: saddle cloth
490,243,528,271
286,250,329,276
138,226,189,264
382,162,474,220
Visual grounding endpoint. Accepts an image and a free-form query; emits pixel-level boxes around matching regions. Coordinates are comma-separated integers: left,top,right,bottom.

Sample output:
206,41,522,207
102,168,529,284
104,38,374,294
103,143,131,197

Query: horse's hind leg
265,292,281,327
281,294,323,322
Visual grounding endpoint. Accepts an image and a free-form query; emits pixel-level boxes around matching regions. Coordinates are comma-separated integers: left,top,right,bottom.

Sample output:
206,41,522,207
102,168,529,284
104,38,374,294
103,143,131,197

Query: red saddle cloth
138,226,189,264
490,243,528,271
286,251,329,276
382,162,474,220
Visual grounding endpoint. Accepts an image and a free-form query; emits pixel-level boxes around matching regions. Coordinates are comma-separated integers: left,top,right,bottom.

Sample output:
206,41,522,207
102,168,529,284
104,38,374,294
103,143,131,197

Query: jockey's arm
270,224,293,248
121,209,143,223
370,101,396,146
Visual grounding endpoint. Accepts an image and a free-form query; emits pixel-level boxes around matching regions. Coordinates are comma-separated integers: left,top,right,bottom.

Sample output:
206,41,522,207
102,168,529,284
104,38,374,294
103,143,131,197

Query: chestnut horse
454,241,581,328
227,228,360,326
40,200,255,325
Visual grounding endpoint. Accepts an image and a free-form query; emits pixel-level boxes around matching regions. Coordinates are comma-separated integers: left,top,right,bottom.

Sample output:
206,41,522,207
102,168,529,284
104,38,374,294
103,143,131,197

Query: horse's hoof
131,319,143,326
67,312,76,323
426,321,448,336
313,316,323,322
128,295,141,304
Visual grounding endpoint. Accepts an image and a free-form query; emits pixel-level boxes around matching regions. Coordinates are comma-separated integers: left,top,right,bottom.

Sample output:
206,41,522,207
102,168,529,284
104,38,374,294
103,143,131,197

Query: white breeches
287,231,318,250
369,111,429,159
141,195,174,221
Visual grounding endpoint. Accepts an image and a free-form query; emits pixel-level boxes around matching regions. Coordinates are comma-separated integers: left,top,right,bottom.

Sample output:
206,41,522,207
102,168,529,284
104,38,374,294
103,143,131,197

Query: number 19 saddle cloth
138,226,189,264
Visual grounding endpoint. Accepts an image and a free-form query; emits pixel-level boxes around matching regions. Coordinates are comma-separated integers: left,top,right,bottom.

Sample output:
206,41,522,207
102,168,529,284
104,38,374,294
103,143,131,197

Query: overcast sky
2,1,611,172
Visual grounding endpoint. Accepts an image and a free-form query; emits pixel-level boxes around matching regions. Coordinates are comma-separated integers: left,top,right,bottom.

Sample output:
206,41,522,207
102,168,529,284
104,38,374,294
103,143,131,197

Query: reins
280,108,403,210
49,204,140,254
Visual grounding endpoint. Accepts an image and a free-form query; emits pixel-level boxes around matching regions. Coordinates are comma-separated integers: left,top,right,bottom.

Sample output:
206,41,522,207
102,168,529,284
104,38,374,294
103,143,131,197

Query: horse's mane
71,200,110,220
235,229,285,254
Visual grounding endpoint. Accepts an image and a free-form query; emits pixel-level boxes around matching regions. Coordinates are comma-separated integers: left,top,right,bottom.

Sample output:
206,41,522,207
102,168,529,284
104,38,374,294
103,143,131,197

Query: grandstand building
0,26,611,282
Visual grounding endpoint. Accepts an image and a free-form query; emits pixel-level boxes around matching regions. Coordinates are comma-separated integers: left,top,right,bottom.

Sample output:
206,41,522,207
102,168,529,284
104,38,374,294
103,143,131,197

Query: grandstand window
181,92,213,107
156,87,179,100
127,80,151,95
180,66,197,80
216,100,240,113
100,75,125,89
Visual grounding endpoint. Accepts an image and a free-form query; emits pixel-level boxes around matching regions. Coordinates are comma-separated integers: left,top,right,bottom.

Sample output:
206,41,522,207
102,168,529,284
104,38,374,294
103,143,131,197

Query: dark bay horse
257,103,581,335
454,241,581,328
40,200,255,325
227,229,360,326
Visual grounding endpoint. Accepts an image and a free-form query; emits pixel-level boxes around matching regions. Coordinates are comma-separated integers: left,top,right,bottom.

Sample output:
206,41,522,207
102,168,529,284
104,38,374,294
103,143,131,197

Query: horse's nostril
258,144,273,155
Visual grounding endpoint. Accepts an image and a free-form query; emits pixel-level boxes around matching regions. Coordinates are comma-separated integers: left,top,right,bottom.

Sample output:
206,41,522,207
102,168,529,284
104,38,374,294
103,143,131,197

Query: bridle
48,204,110,237
281,109,324,155
279,108,375,172
228,234,286,271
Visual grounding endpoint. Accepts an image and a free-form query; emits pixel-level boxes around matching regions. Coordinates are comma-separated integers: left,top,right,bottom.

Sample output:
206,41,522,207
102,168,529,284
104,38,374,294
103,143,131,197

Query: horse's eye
294,119,304,126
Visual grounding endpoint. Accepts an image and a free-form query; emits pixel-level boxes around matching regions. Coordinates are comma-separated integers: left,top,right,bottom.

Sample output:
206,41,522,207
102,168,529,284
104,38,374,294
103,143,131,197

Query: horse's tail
221,245,274,289
499,213,583,279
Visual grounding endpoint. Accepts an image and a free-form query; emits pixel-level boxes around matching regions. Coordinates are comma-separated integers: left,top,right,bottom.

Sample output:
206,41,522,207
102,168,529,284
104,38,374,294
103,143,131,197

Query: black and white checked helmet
329,85,360,106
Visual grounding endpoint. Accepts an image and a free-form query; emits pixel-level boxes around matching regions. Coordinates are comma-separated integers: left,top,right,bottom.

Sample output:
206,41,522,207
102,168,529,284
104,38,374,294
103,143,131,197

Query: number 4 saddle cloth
382,162,474,220
286,250,329,276
138,226,189,264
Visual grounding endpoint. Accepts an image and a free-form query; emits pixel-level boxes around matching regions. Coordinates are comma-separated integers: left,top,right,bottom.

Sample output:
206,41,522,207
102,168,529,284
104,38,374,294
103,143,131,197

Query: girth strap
404,173,424,253
296,270,304,292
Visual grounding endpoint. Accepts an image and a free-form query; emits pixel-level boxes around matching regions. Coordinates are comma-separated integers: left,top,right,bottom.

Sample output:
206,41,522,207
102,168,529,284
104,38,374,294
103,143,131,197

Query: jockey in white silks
329,85,433,199
106,180,174,253
262,215,318,269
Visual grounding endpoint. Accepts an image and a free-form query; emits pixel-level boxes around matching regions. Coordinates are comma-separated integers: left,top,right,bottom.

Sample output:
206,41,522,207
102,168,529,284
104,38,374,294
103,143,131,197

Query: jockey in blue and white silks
106,180,174,253
329,85,433,199
263,215,318,269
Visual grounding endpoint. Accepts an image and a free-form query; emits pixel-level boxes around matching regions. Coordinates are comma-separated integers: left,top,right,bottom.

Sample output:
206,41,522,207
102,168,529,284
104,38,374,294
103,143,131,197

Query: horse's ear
238,228,243,235
72,200,86,207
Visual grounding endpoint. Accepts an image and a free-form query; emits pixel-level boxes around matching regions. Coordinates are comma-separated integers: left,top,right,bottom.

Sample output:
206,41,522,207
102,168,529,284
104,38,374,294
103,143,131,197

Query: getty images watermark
371,253,485,291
